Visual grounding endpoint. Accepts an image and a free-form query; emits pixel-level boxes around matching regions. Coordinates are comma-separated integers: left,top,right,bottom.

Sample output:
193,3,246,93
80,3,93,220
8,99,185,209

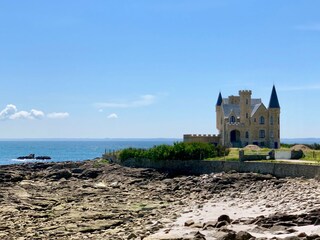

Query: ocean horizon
0,139,179,166
0,138,319,166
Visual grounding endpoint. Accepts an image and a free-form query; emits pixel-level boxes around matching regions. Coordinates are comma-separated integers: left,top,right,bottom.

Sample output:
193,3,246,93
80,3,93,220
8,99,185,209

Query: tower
268,85,280,148
216,92,223,131
239,90,252,125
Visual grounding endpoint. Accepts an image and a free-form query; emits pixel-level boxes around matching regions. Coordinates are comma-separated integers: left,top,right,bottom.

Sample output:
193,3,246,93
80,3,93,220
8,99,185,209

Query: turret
216,92,223,131
269,85,280,109
216,92,222,106
268,85,280,148
239,90,252,124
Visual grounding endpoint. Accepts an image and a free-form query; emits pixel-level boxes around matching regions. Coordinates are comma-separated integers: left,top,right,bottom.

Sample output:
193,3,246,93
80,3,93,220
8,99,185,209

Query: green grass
206,147,320,164
93,158,110,167
301,150,320,162
206,148,239,161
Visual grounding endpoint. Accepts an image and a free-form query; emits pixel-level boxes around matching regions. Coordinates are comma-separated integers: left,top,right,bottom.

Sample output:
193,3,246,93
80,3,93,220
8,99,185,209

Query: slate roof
216,92,223,106
269,85,280,108
221,98,262,117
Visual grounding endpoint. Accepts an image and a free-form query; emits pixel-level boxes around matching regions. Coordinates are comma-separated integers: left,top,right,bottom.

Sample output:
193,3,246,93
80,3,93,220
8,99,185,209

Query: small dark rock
235,231,253,240
203,221,217,230
282,237,300,240
48,170,72,180
127,233,137,239
297,232,307,237
193,231,206,240
216,221,229,228
306,234,320,240
79,169,103,179
185,220,195,227
218,215,232,224
217,230,236,240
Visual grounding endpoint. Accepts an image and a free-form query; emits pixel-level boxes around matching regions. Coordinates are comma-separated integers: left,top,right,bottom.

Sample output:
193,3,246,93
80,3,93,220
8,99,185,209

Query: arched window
230,116,236,124
259,130,265,138
260,116,265,125
245,131,249,139
270,116,274,125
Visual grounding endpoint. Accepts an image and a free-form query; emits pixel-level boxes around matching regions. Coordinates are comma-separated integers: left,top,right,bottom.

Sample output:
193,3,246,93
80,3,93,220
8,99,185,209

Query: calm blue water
0,140,177,165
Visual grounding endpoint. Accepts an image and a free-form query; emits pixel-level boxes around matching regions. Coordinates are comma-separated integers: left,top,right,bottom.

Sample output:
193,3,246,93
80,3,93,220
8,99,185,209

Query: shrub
119,142,229,161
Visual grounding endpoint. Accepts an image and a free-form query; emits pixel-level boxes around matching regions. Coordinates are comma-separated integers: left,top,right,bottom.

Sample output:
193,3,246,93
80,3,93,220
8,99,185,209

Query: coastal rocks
0,161,319,239
251,209,320,228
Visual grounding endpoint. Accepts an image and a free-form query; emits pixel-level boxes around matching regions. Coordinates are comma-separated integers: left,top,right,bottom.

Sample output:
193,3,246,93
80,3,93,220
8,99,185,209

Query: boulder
235,231,254,240
185,220,195,227
218,215,231,224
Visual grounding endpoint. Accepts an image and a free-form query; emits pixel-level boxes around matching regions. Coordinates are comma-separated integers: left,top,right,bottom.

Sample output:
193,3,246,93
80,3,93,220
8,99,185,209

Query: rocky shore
0,160,319,240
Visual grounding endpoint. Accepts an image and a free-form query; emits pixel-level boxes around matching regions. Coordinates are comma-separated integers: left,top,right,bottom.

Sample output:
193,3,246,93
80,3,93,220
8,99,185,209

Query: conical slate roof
269,85,280,109
216,92,223,106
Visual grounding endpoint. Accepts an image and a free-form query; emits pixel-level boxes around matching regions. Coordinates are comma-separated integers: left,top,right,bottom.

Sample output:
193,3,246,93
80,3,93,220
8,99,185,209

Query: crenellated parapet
183,134,221,144
239,90,252,95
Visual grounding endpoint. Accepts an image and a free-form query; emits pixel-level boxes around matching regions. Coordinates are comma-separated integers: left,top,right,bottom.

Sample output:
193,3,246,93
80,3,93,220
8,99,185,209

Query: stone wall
117,158,320,179
183,134,220,145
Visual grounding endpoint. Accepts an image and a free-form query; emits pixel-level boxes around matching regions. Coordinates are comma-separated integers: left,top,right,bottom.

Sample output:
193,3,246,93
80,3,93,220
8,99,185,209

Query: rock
282,237,300,240
218,215,231,224
203,221,217,230
127,233,138,239
216,221,229,228
297,232,307,238
48,170,72,180
216,230,236,240
193,223,204,228
235,231,253,240
306,234,320,240
79,169,102,179
185,220,195,227
193,231,206,240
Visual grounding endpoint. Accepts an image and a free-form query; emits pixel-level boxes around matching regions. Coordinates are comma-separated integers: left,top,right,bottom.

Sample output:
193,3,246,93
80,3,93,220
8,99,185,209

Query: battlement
184,134,220,138
239,90,252,95
183,134,221,144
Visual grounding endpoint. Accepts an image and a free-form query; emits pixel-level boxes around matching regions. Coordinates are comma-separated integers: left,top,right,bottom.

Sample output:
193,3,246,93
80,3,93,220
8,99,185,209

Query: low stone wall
118,159,320,179
183,134,220,144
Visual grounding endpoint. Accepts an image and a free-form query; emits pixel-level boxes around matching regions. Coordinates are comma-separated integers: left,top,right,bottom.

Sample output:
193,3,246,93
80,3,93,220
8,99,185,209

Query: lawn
206,147,320,164
206,148,239,161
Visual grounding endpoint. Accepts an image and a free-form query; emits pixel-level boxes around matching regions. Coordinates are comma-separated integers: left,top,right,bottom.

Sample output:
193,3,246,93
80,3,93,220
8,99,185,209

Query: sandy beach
0,160,319,240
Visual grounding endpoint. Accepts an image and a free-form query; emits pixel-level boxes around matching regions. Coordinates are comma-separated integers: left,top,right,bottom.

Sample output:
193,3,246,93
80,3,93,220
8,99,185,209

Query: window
254,118,256,123
246,113,248,119
259,130,265,138
246,99,248,105
260,116,265,125
270,131,274,138
278,117,280,125
270,116,274,125
245,131,249,139
230,116,236,124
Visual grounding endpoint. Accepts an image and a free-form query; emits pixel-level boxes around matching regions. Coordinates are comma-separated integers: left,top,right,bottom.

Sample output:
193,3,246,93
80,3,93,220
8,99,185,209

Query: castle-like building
184,86,281,148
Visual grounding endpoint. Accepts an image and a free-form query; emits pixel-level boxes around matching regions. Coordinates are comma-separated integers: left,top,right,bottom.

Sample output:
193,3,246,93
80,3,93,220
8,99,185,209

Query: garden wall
118,159,320,179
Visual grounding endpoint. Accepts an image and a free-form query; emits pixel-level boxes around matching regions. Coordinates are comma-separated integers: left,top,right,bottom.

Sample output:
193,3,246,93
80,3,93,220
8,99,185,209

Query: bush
119,142,229,161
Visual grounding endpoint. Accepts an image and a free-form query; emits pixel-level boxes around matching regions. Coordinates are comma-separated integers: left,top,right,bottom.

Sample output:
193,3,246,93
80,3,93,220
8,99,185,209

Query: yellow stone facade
216,86,280,148
184,86,281,149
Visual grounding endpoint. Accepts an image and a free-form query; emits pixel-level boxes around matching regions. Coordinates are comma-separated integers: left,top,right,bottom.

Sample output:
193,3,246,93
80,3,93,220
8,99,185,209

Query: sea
0,139,179,166
1,138,319,166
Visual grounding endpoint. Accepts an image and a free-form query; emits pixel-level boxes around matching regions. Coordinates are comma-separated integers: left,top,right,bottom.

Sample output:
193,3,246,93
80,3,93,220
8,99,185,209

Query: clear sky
0,1,320,138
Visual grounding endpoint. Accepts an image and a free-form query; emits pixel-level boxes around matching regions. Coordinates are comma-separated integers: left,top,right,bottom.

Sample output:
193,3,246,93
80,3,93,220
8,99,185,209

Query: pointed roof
216,92,223,106
269,85,280,109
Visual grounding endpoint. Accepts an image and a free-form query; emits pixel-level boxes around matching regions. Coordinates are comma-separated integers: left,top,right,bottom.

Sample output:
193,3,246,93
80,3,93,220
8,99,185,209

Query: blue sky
0,1,320,138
